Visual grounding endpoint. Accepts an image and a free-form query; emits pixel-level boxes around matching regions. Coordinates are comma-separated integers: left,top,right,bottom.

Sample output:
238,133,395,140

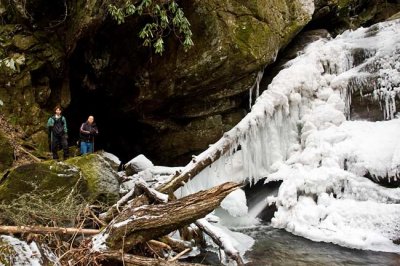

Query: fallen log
158,137,236,194
148,239,171,250
195,219,244,265
169,248,191,262
98,182,240,251
18,146,41,162
100,180,168,223
159,236,193,253
100,186,137,221
0,225,100,236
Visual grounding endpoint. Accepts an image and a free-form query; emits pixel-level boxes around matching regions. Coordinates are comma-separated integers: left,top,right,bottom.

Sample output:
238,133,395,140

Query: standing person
47,105,69,160
79,115,98,155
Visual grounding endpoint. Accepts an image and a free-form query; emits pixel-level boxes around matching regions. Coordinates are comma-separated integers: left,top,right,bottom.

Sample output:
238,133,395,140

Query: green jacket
47,115,68,135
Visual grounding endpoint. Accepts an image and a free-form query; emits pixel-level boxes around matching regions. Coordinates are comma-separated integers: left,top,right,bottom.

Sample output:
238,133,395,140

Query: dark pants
51,134,69,159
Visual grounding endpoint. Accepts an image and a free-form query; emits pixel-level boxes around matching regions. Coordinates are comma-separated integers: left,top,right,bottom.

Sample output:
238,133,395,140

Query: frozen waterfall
176,18,400,253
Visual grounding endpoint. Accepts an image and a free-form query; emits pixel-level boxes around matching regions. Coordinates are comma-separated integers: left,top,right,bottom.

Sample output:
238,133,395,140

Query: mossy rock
0,154,120,205
0,132,14,173
0,161,83,203
65,154,120,204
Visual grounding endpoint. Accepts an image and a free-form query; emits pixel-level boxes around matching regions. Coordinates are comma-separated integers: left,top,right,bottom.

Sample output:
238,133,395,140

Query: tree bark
101,182,240,251
0,225,100,236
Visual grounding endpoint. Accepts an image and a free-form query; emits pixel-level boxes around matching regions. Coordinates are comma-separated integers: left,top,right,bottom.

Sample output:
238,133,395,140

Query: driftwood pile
1,156,244,265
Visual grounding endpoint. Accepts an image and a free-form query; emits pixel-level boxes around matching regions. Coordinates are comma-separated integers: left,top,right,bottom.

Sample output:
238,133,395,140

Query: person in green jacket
47,105,69,160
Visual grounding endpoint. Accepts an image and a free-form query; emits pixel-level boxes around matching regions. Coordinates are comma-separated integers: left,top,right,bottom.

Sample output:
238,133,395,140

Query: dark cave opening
64,84,149,164
26,0,67,27
64,21,155,164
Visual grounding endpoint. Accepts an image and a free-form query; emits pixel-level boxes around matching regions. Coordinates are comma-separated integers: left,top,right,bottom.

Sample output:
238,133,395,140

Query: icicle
248,69,265,109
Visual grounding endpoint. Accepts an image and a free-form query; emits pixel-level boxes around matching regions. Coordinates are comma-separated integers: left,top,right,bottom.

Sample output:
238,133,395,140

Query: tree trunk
0,225,100,235
101,182,240,251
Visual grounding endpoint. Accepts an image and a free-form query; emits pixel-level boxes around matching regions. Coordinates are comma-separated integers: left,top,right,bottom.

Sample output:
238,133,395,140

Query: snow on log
100,180,168,223
158,137,236,194
97,182,240,251
195,219,244,265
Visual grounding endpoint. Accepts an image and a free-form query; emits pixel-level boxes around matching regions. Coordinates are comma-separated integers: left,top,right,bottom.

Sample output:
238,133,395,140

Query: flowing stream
193,225,400,265
242,225,400,266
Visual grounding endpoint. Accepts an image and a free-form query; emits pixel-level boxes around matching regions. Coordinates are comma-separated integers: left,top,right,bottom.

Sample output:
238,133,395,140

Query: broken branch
0,225,100,236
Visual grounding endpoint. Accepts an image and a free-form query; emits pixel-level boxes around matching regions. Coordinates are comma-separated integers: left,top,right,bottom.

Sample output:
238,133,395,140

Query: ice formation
177,19,400,253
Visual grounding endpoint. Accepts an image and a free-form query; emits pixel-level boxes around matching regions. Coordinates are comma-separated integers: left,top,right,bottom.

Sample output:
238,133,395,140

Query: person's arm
46,117,54,128
80,123,90,134
62,116,68,134
47,117,54,137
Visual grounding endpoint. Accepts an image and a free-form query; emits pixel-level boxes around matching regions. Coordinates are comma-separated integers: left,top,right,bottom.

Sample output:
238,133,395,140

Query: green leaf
154,38,164,54
125,4,136,15
169,2,177,13
183,36,194,47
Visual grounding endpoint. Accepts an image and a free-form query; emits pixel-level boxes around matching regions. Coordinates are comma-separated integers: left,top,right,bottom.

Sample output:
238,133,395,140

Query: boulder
124,154,154,176
98,151,122,171
65,154,121,204
0,153,120,204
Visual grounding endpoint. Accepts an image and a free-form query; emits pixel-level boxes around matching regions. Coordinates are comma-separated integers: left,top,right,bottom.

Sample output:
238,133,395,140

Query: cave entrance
65,85,146,164
64,25,151,163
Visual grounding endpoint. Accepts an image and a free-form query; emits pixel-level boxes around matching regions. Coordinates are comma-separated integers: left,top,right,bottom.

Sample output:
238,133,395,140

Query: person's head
54,105,62,116
87,115,94,124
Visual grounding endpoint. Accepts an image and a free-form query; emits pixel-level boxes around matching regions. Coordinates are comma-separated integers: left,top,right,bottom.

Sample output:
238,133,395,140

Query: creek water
240,224,400,266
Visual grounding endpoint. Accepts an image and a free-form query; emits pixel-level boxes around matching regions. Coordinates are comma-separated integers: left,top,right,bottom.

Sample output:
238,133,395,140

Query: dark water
241,225,400,266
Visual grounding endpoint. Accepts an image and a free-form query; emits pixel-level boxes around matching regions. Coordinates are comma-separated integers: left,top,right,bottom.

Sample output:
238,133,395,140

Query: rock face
134,0,313,164
0,0,399,165
312,0,400,33
0,23,62,155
